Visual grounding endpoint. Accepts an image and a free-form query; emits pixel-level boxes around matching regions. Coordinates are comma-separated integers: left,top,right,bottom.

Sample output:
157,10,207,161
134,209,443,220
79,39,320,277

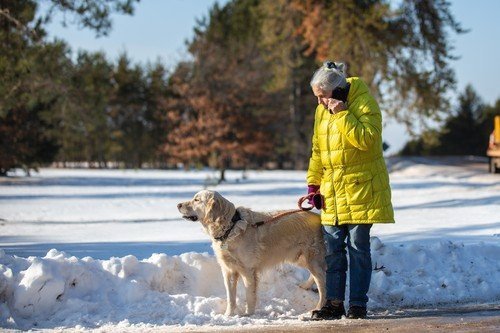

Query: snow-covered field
0,157,499,330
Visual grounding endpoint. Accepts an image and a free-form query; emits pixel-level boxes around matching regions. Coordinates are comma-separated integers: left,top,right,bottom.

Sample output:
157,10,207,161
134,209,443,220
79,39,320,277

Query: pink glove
307,185,320,205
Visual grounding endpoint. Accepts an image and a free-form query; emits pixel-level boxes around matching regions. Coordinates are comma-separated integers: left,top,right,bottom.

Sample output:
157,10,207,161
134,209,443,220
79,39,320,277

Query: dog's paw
241,310,255,317
299,313,316,321
224,309,236,316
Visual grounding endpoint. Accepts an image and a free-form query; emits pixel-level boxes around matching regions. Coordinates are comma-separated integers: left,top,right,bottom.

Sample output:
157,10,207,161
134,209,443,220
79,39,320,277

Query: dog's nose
177,203,182,209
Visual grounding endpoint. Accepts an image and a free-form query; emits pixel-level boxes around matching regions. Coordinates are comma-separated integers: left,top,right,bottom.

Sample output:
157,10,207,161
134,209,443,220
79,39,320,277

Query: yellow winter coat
306,77,395,225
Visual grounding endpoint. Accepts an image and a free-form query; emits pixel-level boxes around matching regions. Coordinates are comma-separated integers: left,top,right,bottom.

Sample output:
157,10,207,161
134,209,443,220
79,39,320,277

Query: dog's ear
206,196,220,222
206,193,235,226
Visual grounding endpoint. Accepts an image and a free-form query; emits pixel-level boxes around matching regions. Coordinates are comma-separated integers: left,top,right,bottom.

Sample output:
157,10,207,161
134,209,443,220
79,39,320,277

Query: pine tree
61,51,114,167
162,1,272,180
436,86,485,155
144,61,171,168
294,0,466,132
0,0,139,174
400,85,497,156
0,1,70,174
257,0,317,169
109,53,147,168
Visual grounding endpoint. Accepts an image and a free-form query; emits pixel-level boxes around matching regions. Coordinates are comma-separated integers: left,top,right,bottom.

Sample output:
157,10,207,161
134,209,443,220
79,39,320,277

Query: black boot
347,305,367,319
311,300,345,320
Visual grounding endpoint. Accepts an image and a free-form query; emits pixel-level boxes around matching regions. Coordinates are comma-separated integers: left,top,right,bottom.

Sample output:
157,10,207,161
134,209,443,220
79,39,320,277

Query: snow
0,157,499,330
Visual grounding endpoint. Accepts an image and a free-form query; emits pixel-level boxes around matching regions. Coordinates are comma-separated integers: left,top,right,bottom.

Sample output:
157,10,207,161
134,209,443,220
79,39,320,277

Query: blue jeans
322,224,372,307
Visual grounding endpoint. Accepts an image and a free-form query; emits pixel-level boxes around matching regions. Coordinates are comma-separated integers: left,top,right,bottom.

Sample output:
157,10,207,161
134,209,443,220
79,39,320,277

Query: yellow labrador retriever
177,190,326,316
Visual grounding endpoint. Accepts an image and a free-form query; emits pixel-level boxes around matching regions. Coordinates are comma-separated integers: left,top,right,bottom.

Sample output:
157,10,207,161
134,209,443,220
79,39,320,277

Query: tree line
401,86,500,156
2,0,491,177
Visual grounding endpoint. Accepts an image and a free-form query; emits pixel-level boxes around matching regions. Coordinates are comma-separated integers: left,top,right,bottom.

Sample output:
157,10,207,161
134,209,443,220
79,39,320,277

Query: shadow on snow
0,239,213,259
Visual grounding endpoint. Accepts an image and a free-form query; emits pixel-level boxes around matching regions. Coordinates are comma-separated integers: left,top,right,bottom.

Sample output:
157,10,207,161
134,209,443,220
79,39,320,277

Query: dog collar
214,210,241,243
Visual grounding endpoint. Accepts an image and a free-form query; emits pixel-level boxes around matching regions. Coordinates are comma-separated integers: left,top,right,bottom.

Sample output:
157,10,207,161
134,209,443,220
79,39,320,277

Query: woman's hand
327,98,347,114
307,184,320,205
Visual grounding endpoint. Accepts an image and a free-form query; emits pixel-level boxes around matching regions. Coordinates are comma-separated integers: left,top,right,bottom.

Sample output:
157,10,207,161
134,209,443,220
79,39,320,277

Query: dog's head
177,190,236,238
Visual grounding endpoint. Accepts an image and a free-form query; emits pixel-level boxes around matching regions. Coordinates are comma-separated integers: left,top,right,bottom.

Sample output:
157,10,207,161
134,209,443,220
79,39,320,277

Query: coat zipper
325,109,339,225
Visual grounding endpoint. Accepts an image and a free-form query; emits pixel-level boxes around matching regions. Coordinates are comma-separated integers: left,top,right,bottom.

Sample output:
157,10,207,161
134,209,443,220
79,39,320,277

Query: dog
177,190,326,316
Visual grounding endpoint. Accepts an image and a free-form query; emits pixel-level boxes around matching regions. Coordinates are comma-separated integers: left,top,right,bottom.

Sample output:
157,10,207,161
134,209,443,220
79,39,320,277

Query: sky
43,0,500,154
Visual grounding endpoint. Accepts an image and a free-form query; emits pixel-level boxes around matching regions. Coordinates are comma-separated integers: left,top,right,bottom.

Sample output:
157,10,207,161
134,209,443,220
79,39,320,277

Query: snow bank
1,238,499,330
369,238,500,307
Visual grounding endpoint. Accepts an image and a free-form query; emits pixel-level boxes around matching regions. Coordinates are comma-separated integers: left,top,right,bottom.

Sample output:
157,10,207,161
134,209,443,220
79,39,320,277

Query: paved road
166,307,500,333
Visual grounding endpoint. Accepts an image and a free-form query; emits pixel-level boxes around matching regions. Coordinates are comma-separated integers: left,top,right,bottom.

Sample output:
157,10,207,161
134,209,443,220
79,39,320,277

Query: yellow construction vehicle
487,115,500,173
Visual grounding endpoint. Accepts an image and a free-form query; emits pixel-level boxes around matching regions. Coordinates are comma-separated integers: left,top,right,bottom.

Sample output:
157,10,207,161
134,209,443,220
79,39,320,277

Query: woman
307,61,394,320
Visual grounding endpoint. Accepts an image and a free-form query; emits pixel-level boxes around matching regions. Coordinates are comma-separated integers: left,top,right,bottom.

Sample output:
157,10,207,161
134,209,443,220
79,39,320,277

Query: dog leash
297,191,324,211
252,209,304,227
251,193,322,228
217,193,323,249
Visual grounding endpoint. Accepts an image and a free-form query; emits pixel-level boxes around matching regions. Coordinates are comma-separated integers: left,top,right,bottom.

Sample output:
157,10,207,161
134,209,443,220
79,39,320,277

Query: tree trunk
218,168,226,183
289,76,306,170
289,79,299,169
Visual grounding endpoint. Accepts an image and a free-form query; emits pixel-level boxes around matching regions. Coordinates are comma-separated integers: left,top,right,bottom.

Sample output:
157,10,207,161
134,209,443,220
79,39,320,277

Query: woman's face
312,86,332,107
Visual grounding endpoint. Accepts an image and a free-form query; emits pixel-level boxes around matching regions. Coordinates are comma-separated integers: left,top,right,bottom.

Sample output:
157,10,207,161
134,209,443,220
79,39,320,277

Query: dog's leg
308,261,327,310
223,270,239,316
296,253,317,291
241,270,258,316
229,271,239,310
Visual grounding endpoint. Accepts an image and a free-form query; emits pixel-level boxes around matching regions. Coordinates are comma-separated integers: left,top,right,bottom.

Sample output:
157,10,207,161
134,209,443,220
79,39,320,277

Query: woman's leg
322,225,348,302
346,224,372,307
